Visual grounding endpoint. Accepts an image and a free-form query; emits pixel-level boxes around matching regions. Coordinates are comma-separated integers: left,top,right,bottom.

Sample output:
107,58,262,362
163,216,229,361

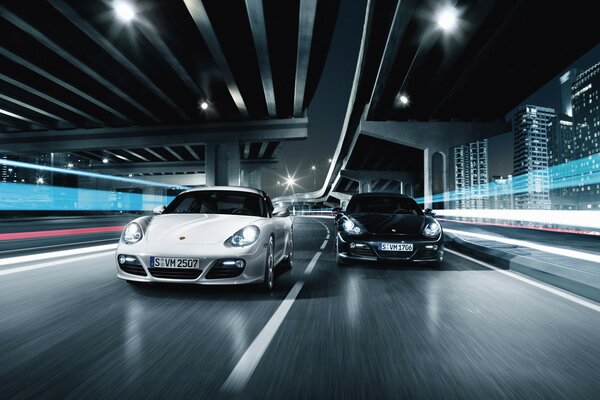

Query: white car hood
145,214,262,245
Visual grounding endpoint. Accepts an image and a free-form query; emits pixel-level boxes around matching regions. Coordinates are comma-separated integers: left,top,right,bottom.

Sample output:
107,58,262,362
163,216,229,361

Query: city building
571,61,600,209
547,115,577,209
489,175,514,209
1,154,19,183
452,139,489,209
513,105,554,210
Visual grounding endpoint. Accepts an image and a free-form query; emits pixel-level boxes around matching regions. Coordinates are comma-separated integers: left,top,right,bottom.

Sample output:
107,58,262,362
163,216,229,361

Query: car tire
262,237,275,291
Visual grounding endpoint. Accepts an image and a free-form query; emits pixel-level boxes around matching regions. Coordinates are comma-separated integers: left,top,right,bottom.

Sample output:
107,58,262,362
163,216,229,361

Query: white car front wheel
262,237,275,291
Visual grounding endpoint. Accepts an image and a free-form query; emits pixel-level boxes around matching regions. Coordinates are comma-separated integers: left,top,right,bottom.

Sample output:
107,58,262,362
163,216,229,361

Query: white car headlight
121,222,143,244
422,220,441,238
226,225,261,247
342,217,364,235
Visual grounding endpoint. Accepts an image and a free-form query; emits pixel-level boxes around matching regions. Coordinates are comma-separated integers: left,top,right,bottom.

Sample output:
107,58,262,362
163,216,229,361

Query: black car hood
349,213,427,235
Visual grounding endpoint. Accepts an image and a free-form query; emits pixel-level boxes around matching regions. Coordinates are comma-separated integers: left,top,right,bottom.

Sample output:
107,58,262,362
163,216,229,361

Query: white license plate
378,243,413,252
150,257,199,269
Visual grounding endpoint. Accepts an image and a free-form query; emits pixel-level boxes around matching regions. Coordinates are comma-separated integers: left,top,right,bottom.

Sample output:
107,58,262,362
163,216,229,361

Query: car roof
181,186,266,196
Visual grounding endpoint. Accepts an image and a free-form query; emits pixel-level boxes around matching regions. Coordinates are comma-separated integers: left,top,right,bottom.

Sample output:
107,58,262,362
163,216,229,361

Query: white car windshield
163,191,267,217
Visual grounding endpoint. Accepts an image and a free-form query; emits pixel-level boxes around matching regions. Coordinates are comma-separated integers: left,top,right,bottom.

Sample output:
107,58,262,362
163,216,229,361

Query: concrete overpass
0,0,339,187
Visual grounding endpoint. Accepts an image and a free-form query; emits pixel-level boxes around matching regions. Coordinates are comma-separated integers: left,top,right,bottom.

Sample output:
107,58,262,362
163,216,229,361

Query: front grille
377,250,415,259
149,268,202,279
206,265,244,279
415,248,438,259
350,246,376,257
120,265,147,276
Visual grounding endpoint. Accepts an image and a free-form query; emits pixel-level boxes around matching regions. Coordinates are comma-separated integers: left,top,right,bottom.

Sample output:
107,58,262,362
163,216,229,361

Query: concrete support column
432,150,449,209
205,142,240,186
241,169,262,189
359,180,372,193
423,148,432,209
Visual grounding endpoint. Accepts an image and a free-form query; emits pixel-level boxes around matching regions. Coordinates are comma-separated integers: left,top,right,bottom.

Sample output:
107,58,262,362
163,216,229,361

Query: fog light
221,260,245,269
118,254,141,265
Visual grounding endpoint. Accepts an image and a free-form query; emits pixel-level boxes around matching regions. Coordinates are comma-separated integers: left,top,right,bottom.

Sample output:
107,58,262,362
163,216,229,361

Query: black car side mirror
332,207,342,215
424,208,436,217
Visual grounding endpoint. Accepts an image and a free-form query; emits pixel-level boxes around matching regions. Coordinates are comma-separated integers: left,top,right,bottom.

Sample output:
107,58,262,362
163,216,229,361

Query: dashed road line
221,218,329,394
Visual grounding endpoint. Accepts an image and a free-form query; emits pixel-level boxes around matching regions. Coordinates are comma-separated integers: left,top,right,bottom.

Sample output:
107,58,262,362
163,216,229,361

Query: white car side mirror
153,205,166,215
272,206,290,217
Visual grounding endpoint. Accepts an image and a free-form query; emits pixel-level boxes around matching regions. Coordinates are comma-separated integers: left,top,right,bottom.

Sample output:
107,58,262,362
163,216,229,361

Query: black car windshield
163,191,267,217
346,196,423,215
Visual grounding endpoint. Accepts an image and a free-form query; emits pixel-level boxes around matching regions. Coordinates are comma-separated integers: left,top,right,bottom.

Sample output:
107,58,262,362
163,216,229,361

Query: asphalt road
0,217,599,399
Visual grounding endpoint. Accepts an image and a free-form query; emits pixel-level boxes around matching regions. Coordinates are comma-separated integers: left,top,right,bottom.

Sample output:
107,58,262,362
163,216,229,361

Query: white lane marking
445,228,600,264
304,252,322,275
222,218,329,393
0,251,116,277
320,240,328,250
222,281,305,393
446,248,600,313
311,218,330,234
0,244,118,267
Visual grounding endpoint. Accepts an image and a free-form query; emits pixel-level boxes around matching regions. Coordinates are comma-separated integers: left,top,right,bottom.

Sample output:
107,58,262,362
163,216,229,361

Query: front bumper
115,239,267,285
336,232,443,263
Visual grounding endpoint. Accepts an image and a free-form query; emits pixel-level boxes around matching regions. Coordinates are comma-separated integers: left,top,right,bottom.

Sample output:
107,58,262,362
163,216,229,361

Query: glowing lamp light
200,101,209,110
399,95,409,105
284,177,296,187
67,163,74,168
436,6,459,32
114,1,136,22
102,158,109,164
36,177,45,184
311,165,316,171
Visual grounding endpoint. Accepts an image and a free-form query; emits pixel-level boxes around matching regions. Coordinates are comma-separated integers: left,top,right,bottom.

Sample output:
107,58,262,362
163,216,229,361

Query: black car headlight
341,217,364,235
422,221,441,239
121,222,143,244
226,225,261,247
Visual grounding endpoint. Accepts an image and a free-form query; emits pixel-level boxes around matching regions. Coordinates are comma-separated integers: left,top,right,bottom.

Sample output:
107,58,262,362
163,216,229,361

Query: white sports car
116,186,293,291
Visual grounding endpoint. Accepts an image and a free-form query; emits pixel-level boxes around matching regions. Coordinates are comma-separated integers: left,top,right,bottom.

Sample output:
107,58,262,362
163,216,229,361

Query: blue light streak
0,158,190,190
0,182,174,211
415,152,600,205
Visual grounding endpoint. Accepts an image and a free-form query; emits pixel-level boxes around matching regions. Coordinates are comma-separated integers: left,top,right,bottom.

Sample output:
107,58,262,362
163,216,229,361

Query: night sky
266,1,600,195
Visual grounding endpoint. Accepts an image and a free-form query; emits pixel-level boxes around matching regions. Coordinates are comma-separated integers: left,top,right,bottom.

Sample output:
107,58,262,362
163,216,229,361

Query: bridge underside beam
360,120,510,151
91,159,277,175
0,118,308,153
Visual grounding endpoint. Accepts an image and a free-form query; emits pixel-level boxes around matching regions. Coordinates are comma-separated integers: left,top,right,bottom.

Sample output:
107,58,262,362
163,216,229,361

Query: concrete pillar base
206,142,241,186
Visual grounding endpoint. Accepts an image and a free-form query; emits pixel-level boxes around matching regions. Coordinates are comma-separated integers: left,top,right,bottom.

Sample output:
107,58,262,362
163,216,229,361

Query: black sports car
334,193,443,267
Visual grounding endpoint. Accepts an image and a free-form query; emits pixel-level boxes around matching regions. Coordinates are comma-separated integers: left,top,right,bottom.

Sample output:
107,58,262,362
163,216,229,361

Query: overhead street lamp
114,1,136,23
436,5,459,33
